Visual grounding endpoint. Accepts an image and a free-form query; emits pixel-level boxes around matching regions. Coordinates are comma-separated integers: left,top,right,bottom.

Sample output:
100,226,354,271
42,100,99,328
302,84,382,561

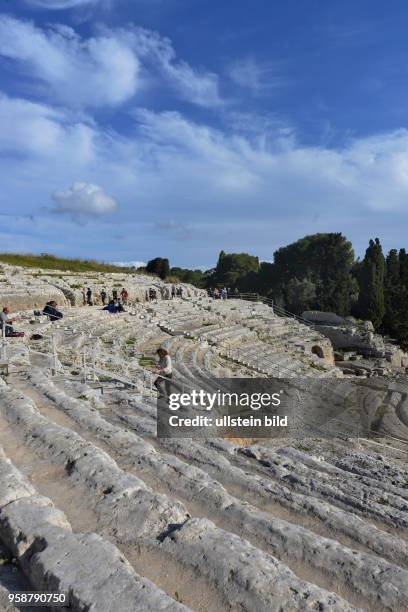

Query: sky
1,0,408,268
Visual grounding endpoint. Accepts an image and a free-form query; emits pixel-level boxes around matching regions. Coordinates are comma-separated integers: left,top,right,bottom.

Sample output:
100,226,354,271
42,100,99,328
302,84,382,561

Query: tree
273,233,355,315
211,252,259,288
146,257,170,280
357,238,385,328
381,249,408,348
285,277,317,314
170,267,205,287
383,249,400,332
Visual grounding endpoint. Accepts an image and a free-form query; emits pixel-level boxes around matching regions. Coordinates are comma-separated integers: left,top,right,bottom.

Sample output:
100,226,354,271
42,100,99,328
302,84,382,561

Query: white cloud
51,182,118,220
112,260,146,268
0,16,140,108
25,0,100,8
228,58,285,96
0,16,220,109
0,93,94,160
113,26,221,107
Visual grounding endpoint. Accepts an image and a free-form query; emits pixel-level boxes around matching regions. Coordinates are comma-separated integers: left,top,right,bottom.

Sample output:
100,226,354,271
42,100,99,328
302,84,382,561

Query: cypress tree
383,249,400,332
357,238,385,328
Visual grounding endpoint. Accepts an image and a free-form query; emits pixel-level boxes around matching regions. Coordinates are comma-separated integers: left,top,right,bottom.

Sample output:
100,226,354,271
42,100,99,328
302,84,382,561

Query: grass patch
297,444,312,453
0,252,146,274
139,356,156,368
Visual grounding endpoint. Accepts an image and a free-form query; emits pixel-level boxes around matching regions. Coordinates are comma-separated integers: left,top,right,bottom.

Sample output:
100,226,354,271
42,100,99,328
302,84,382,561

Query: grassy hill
0,253,138,274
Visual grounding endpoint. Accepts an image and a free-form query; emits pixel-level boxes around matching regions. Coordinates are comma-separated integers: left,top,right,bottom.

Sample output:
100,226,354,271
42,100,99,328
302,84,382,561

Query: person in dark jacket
86,287,93,306
43,301,63,321
103,300,116,313
100,289,107,305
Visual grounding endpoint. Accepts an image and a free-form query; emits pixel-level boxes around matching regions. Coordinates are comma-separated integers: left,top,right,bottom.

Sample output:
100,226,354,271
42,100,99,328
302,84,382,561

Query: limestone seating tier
0,443,188,612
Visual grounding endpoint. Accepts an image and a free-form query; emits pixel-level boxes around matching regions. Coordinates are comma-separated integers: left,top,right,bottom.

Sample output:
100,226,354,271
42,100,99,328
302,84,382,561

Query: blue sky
1,0,408,268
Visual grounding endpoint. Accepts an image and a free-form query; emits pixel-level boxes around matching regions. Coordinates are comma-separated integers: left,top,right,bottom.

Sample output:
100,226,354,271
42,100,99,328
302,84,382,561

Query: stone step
0,445,188,612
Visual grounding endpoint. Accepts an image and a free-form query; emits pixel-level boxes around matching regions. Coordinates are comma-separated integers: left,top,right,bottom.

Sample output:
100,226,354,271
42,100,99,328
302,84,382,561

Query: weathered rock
160,518,357,612
0,449,188,611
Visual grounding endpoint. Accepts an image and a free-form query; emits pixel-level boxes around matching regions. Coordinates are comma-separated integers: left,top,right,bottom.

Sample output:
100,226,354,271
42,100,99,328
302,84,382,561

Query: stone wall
315,325,386,357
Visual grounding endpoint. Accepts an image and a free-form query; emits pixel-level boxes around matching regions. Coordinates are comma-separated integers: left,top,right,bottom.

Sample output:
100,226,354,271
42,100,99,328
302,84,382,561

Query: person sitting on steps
153,348,172,396
43,301,63,322
103,299,117,313
117,299,125,313
0,307,25,337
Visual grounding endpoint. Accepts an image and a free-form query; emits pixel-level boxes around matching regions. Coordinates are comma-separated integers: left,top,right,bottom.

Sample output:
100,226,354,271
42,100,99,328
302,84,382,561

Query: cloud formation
112,260,147,268
51,182,118,221
0,93,94,158
0,16,140,108
121,27,220,107
2,89,408,262
228,58,285,96
0,16,220,109
25,0,100,8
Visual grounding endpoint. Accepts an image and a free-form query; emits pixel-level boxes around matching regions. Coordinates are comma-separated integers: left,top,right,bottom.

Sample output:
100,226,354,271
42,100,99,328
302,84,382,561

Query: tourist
0,307,24,337
213,288,219,299
103,300,117,314
86,287,93,306
234,287,239,296
171,284,176,299
153,347,172,396
43,301,63,322
121,287,128,304
100,289,107,305
112,289,118,301
221,287,227,300
117,299,125,313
